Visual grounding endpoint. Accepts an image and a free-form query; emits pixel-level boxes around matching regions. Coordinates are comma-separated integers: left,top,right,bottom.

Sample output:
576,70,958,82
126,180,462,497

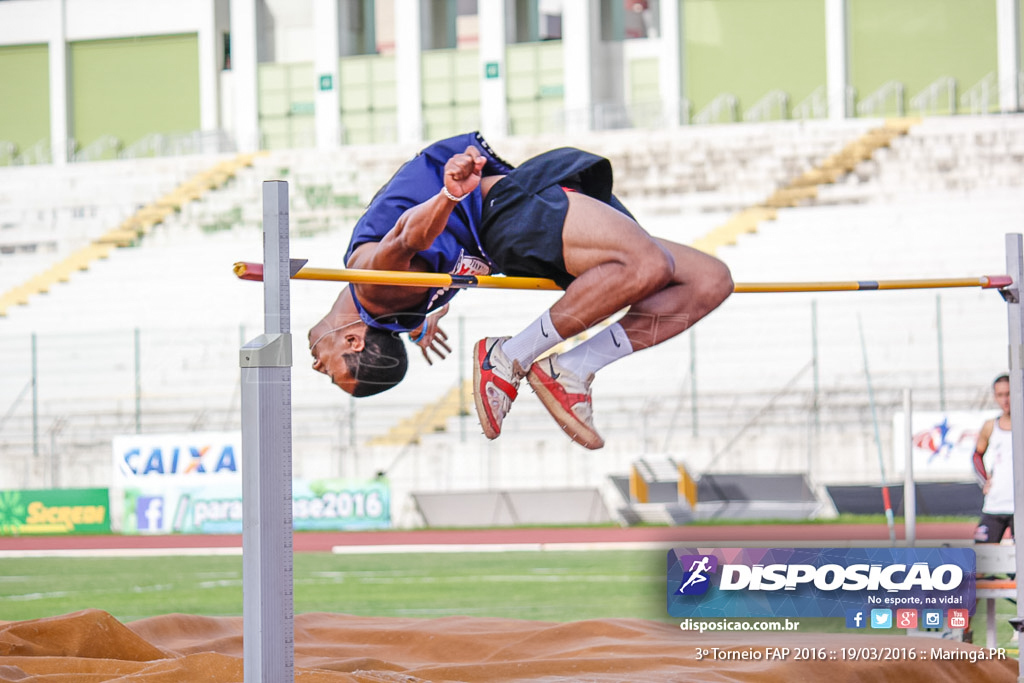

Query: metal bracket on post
1000,284,1019,304
1003,233,1024,683
241,180,295,683
241,333,292,368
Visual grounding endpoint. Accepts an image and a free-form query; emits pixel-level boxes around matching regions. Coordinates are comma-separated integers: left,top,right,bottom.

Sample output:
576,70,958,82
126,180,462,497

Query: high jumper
305,132,733,449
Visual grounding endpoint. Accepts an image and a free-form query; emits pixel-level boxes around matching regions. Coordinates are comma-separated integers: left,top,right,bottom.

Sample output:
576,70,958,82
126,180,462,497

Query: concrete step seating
367,380,472,447
0,153,264,317
691,118,920,255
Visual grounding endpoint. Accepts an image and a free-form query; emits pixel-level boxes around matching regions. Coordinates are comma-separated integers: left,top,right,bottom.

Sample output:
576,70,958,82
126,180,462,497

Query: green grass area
0,551,669,624
1,548,1016,650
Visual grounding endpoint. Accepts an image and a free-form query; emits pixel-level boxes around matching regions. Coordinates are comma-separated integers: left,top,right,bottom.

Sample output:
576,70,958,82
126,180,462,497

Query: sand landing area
0,609,1017,682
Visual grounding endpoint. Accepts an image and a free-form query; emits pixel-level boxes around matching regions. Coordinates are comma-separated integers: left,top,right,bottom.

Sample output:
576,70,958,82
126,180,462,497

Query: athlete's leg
553,193,732,344
475,191,731,447
525,193,732,449
497,194,717,374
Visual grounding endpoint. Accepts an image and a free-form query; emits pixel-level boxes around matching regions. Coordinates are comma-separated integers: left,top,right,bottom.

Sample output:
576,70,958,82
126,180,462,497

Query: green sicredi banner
0,488,111,535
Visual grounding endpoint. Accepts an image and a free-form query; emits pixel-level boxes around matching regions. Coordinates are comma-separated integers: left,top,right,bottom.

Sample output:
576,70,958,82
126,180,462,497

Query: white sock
502,310,564,369
556,323,633,378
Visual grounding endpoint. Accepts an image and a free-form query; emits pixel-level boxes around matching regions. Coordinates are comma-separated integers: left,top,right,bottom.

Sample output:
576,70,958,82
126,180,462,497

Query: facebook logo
845,609,866,629
137,496,164,531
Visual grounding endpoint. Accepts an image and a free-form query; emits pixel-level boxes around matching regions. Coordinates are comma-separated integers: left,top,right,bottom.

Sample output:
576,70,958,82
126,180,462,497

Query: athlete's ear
344,329,365,352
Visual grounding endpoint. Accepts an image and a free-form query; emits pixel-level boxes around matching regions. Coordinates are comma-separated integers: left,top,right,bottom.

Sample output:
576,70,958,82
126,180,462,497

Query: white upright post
903,388,916,545
241,181,295,683
1004,233,1024,683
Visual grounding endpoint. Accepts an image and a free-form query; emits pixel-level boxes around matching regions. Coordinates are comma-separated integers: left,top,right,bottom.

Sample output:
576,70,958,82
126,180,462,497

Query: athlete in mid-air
309,132,733,449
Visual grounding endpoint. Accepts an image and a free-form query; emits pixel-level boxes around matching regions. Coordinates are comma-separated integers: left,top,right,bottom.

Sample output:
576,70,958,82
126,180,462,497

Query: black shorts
975,513,1014,543
479,147,635,290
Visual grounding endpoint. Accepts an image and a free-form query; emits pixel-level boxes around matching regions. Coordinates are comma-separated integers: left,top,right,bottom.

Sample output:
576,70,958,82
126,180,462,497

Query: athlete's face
994,379,1011,416
309,318,365,395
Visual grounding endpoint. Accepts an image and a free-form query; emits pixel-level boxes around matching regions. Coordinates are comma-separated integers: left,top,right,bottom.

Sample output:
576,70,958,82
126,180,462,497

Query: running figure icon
679,556,713,593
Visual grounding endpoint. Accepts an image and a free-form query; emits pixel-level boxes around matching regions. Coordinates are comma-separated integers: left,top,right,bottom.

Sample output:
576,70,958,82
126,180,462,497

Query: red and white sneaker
472,337,524,440
527,354,604,450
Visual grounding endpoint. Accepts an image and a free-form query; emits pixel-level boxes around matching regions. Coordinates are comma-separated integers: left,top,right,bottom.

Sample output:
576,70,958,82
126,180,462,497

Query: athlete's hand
443,146,486,200
411,304,452,365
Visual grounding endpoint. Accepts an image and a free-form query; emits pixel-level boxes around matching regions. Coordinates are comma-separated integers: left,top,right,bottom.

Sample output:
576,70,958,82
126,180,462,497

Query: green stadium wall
683,0,826,121
0,44,50,155
69,34,200,155
848,0,997,116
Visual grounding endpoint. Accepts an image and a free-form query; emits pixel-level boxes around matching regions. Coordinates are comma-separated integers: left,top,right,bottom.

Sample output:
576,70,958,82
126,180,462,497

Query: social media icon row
845,609,969,629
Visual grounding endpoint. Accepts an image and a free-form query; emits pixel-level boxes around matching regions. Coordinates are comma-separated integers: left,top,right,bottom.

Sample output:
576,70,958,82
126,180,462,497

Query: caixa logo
113,432,241,480
676,555,719,595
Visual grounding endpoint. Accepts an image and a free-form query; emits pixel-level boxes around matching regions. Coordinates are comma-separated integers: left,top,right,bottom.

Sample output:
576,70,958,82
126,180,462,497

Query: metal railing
556,99,692,132
71,135,122,162
693,93,739,125
743,90,790,122
856,80,905,117
120,129,236,159
0,141,16,166
960,72,998,115
793,86,827,120
0,139,54,166
909,76,957,115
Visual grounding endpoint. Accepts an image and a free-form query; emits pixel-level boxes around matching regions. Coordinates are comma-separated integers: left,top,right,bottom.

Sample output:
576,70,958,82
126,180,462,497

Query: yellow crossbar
233,262,1012,294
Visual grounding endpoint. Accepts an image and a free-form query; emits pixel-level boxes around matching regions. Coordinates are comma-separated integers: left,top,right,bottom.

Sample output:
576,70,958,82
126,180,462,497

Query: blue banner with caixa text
667,547,975,619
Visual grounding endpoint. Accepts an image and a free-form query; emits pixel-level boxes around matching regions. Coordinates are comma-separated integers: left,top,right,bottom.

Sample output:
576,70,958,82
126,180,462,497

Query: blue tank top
345,132,515,332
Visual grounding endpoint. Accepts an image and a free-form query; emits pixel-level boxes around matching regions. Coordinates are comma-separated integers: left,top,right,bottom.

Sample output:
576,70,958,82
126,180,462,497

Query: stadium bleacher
1,115,1023,522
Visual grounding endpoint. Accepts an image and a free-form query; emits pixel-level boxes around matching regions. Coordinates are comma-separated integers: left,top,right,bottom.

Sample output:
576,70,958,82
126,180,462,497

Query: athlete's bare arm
347,146,485,317
974,418,995,491
976,418,995,455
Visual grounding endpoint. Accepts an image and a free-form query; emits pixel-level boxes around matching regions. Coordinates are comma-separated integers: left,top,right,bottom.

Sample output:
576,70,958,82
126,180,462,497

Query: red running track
0,522,977,552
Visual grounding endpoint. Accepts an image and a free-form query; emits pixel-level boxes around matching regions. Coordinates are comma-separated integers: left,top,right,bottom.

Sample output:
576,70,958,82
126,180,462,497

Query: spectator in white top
973,374,1014,544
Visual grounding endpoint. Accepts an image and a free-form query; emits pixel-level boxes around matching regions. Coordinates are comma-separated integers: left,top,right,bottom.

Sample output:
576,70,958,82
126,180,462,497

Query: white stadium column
478,0,508,138
198,0,220,136
825,0,850,120
997,0,1021,113
562,0,595,133
313,0,341,148
394,0,423,144
230,0,260,151
49,0,69,165
659,0,682,126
